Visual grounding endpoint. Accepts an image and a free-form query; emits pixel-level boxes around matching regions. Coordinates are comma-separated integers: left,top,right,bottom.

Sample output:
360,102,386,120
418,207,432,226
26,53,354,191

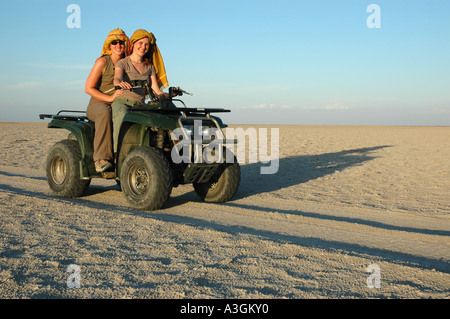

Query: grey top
115,56,156,98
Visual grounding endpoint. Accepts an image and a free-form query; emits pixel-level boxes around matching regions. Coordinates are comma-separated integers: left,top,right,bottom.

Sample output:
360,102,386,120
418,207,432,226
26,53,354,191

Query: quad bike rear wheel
46,139,90,198
120,146,173,211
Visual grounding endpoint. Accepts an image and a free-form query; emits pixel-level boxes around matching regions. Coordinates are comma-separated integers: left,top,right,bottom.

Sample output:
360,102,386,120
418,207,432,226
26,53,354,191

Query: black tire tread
120,146,173,211
194,161,241,203
46,139,90,198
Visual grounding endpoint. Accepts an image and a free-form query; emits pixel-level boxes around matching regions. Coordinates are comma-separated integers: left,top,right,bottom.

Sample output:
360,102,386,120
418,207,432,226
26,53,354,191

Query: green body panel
44,103,230,182
47,109,181,179
121,111,180,132
116,111,180,177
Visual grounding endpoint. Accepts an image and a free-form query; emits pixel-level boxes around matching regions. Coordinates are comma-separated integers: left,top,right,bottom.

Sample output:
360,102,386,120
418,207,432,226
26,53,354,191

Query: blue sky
0,0,449,125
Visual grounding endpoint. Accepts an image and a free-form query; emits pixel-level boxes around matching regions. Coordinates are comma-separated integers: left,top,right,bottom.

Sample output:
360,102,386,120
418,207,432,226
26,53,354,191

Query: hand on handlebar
116,81,133,90
169,87,192,97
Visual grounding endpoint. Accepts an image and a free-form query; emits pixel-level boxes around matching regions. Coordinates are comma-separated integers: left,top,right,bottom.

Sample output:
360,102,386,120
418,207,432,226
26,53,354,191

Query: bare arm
150,74,170,98
114,66,132,89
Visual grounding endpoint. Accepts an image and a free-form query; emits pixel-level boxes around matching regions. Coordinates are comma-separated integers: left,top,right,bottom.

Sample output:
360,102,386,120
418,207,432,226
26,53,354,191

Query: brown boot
95,159,112,173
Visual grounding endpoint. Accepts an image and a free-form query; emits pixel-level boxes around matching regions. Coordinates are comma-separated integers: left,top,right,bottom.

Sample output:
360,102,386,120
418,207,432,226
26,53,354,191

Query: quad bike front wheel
193,157,241,203
120,146,173,211
46,139,90,198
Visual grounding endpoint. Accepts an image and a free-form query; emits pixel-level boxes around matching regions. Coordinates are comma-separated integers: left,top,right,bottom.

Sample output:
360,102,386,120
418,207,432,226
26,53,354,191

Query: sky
0,0,449,126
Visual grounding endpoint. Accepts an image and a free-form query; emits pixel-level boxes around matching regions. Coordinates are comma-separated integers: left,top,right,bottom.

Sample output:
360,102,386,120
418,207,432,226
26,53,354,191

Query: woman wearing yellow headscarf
114,29,169,95
111,29,170,154
129,29,169,89
85,28,129,173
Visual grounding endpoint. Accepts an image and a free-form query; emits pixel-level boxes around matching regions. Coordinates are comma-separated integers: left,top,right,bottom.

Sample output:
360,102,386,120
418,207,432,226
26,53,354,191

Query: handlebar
113,83,193,97
114,85,143,91
169,86,193,96
114,79,148,92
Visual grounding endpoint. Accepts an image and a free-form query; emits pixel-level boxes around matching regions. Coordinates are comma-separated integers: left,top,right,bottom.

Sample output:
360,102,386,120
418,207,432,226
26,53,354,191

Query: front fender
121,111,179,131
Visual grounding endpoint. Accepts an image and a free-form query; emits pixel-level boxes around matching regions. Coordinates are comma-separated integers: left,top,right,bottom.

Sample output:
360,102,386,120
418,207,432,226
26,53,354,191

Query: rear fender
48,119,95,178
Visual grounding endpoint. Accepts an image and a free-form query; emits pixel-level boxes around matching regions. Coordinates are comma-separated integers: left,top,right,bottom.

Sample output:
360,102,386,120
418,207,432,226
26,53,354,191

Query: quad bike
39,83,240,211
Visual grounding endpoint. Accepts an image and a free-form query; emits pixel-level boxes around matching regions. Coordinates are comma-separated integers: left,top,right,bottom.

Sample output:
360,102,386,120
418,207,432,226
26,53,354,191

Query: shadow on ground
3,144,449,273
236,145,392,199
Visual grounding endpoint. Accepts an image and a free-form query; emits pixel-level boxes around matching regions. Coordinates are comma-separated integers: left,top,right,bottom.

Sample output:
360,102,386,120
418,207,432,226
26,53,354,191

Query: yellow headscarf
130,29,169,89
101,28,129,57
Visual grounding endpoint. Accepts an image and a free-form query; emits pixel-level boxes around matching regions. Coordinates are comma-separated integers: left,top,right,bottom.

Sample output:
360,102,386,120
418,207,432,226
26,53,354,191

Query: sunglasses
111,40,124,45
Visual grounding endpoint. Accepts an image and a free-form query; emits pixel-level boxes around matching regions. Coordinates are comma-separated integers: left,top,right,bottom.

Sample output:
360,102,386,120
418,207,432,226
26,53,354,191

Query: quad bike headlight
183,125,194,137
180,119,219,141
182,125,213,138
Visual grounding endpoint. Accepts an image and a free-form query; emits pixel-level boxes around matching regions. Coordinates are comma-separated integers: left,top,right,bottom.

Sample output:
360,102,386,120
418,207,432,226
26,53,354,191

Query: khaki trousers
111,96,143,153
86,97,113,162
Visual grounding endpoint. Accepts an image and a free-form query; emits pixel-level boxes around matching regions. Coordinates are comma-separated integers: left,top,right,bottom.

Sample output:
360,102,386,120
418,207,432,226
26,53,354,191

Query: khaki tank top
95,55,115,95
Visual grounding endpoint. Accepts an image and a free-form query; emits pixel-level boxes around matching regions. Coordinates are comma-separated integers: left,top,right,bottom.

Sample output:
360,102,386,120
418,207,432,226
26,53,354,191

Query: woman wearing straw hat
111,29,170,154
85,28,129,173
